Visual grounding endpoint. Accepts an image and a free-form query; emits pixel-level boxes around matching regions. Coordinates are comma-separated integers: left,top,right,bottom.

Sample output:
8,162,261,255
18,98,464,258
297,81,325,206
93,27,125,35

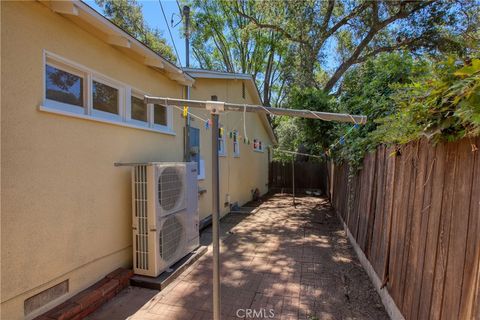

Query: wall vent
24,280,69,316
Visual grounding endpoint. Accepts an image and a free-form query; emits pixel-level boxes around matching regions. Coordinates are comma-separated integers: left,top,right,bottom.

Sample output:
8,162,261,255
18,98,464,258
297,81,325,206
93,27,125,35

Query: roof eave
40,0,194,86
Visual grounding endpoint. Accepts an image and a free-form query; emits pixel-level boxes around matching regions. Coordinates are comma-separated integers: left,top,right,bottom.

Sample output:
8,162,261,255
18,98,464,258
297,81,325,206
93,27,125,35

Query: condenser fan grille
159,215,184,262
158,167,183,211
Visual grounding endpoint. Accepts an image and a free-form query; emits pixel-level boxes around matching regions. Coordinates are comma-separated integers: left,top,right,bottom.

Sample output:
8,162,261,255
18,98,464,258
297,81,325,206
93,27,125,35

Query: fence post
292,157,296,206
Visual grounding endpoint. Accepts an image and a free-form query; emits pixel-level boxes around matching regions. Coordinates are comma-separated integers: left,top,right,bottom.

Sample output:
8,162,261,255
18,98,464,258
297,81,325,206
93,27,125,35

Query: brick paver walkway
129,195,388,320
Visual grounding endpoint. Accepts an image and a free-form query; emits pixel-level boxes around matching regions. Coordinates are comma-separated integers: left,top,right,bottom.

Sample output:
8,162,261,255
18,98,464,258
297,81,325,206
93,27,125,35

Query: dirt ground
88,194,388,320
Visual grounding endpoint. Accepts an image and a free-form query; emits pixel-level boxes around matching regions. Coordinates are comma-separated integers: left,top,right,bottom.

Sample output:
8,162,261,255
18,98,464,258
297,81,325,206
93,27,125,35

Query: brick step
35,268,133,320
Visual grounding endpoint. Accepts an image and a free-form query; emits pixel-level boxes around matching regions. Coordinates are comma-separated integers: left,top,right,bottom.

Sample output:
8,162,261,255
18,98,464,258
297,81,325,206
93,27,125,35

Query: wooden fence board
357,153,376,253
458,138,480,320
441,139,476,320
381,147,397,285
388,144,409,302
389,144,414,307
429,141,459,320
417,142,447,320
399,142,420,313
410,140,437,320
402,140,429,319
370,145,387,275
365,153,378,258
329,137,478,320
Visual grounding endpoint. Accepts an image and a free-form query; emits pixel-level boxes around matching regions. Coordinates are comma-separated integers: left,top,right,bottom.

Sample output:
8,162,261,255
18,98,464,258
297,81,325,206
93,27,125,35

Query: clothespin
220,127,224,137
340,137,345,145
205,120,210,129
354,124,359,129
182,106,188,118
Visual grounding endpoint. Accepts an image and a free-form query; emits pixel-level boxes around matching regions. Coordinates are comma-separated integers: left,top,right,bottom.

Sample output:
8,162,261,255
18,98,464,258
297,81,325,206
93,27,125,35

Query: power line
158,0,182,66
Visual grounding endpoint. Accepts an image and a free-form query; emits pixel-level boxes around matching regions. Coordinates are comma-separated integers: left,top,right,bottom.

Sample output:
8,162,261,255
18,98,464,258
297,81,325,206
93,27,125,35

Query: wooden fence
330,137,479,320
269,161,328,194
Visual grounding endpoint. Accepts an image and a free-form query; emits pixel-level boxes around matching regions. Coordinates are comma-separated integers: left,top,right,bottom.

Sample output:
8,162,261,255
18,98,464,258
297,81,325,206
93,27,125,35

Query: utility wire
158,0,182,66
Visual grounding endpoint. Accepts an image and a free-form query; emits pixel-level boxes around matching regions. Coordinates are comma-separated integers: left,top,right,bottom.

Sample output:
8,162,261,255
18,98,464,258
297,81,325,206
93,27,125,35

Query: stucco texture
1,2,273,319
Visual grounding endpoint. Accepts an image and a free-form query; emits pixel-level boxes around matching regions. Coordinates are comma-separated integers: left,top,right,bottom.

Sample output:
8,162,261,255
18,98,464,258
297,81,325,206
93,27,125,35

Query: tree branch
323,0,437,92
234,6,311,48
320,0,335,32
323,2,370,39
355,37,424,64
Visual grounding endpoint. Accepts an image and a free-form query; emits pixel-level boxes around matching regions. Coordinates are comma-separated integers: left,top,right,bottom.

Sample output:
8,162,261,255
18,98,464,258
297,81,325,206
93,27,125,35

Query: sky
84,0,338,73
85,0,190,67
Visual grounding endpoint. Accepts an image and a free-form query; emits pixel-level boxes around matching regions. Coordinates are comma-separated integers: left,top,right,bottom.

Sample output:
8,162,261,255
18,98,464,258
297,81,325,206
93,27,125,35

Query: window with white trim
45,61,86,114
42,52,173,134
153,103,168,127
130,94,148,125
218,125,226,156
92,78,122,121
233,130,240,157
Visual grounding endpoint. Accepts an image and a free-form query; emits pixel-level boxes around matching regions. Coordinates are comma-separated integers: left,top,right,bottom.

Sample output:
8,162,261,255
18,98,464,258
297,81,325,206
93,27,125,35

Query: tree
189,0,291,107
240,0,480,91
332,52,424,168
373,57,480,145
95,0,177,63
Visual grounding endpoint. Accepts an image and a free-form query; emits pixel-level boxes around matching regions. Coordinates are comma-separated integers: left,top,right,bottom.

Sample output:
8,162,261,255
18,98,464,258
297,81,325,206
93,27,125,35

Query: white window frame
218,125,226,157
44,58,87,116
91,75,124,122
40,50,175,135
127,89,150,128
233,130,240,157
151,103,172,132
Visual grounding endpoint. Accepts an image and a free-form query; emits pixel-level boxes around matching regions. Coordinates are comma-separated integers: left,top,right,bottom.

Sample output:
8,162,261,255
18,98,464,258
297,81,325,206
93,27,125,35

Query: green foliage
273,88,335,162
188,0,290,106
95,0,177,63
332,52,423,168
373,58,480,144
272,117,302,162
188,0,478,104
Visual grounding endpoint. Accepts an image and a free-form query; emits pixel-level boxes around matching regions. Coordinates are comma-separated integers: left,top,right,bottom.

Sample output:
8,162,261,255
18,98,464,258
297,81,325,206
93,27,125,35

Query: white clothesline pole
273,148,325,159
144,96,367,124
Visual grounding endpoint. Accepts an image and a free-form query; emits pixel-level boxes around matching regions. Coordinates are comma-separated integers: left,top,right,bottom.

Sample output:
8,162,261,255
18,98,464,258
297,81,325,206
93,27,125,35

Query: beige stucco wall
1,2,273,319
1,2,185,319
189,79,272,218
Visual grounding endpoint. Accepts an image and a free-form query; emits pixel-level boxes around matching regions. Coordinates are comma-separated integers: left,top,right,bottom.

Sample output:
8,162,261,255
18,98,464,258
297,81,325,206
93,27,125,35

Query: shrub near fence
331,137,480,320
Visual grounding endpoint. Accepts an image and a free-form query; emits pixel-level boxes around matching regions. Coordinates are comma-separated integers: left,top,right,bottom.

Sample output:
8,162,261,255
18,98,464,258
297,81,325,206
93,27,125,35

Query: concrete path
124,195,388,320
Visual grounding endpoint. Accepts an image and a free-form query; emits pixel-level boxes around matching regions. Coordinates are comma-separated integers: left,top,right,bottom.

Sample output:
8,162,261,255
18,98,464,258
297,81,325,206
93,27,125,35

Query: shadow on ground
88,194,388,320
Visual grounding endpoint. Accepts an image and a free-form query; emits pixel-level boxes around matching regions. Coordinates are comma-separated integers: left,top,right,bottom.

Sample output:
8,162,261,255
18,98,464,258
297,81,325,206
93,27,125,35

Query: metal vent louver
158,167,183,212
159,215,184,262
134,165,148,270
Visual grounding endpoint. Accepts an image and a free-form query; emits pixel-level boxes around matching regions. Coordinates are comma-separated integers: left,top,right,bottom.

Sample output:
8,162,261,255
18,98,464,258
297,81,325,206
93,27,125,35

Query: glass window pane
93,81,118,114
131,96,147,122
46,64,83,107
154,104,167,126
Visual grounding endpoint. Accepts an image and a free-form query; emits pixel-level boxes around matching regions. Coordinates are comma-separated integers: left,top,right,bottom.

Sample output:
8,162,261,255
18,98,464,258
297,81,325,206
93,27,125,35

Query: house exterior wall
189,79,272,218
0,2,273,319
1,2,185,319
